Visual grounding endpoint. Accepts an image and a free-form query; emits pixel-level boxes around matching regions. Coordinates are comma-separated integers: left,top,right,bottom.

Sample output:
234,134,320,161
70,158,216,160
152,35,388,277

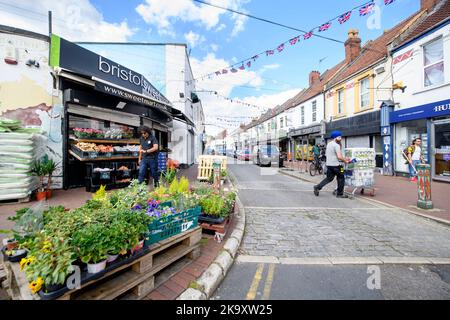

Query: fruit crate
145,206,201,246
71,145,99,159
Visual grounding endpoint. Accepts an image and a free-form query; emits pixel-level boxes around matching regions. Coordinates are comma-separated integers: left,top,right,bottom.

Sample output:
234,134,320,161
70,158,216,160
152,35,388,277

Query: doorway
432,119,450,182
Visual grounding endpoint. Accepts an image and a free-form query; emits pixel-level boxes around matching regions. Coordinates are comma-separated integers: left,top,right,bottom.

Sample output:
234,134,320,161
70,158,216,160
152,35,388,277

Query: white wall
290,94,325,130
392,23,450,110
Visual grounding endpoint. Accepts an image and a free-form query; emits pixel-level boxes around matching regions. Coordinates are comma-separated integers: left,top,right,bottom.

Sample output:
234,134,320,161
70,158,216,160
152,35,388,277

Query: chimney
345,29,362,63
309,71,321,86
421,0,438,11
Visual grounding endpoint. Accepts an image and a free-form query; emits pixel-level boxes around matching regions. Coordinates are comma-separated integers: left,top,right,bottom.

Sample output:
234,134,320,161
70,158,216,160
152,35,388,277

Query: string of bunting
187,0,396,84
199,89,270,110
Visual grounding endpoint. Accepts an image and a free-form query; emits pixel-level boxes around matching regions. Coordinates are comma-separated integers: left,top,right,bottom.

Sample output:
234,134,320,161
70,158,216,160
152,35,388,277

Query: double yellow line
245,263,276,300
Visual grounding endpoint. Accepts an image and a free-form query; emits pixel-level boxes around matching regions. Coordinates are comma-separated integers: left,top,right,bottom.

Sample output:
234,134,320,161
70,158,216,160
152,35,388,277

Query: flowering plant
73,128,105,139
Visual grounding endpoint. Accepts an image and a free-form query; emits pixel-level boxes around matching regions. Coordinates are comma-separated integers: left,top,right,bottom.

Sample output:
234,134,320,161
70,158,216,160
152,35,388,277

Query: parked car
238,149,251,161
252,145,281,167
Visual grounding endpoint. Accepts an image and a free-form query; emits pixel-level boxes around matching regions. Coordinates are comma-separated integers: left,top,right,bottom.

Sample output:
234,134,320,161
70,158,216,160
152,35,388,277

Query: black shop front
50,35,191,191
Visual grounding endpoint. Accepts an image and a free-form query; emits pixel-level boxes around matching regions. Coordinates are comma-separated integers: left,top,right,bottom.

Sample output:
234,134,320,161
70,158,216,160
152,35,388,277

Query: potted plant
42,156,59,199
72,224,108,274
31,158,48,201
104,221,129,263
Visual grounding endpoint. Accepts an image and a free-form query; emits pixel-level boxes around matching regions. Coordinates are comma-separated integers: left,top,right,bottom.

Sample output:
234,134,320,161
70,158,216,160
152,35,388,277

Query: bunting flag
289,36,299,45
338,11,352,24
191,0,398,83
360,2,375,16
319,22,331,32
303,31,313,40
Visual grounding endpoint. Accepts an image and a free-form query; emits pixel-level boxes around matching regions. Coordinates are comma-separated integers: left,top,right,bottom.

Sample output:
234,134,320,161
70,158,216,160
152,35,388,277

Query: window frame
301,106,305,126
359,77,370,109
337,89,344,114
312,100,317,122
423,37,444,88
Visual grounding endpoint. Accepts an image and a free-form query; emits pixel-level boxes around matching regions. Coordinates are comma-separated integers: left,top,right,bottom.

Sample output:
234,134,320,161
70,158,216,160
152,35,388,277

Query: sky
0,0,420,135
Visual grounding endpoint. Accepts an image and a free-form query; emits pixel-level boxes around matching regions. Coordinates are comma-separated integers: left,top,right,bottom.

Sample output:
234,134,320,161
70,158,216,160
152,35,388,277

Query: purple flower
132,204,142,211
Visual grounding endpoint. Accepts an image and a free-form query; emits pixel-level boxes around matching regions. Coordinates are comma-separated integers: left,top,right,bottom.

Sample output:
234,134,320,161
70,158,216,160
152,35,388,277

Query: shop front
390,98,450,182
288,123,325,161
325,111,383,168
49,35,190,190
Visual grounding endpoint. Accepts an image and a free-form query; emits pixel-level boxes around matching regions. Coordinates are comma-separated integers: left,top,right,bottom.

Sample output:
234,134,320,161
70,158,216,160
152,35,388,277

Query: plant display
199,191,236,218
73,128,104,139
160,168,177,185
30,158,47,192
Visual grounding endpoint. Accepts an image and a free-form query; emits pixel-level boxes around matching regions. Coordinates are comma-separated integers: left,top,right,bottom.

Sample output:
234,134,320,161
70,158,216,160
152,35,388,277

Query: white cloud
260,64,281,71
215,23,227,32
136,0,249,37
210,44,219,52
0,0,135,41
190,53,302,136
184,31,206,48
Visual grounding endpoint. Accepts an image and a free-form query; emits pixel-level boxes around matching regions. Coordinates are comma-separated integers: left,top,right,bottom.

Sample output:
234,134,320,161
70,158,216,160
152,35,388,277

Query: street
213,160,450,300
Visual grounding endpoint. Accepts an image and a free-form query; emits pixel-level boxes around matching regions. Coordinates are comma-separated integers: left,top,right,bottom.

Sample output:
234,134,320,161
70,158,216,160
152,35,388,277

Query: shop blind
67,104,141,127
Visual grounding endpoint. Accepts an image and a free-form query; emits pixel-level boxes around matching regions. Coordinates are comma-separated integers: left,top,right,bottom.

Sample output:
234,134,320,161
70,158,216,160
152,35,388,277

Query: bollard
213,158,222,191
416,163,433,210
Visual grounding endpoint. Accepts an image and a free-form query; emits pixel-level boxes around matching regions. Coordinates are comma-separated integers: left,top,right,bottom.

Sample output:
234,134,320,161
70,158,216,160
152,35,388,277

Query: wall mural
0,32,63,189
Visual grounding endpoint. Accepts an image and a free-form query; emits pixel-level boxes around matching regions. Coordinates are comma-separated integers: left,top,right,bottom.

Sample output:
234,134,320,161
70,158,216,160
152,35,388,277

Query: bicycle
309,156,325,176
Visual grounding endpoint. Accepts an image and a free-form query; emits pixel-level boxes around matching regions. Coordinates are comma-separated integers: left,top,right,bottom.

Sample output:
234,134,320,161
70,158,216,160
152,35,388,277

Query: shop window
301,106,305,125
337,90,344,114
423,38,444,87
394,120,427,173
359,77,370,109
312,100,317,122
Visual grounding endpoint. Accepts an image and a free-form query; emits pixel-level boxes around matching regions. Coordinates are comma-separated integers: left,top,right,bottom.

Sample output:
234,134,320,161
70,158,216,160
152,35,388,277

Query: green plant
41,155,59,192
199,191,236,218
72,223,109,264
112,180,151,209
23,234,76,287
168,177,180,195
8,208,29,222
178,177,189,194
30,158,47,192
160,168,177,185
221,169,228,178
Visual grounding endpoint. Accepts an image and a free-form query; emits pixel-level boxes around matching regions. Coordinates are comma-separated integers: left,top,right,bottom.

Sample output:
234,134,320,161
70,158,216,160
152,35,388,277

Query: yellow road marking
262,264,276,300
246,263,264,300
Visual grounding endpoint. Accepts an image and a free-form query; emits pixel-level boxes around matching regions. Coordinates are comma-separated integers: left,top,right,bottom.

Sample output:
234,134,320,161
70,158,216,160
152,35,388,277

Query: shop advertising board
390,99,450,123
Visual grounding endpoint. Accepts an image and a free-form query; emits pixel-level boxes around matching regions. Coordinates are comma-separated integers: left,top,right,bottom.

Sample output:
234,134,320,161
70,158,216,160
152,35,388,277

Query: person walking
312,144,320,164
138,126,160,187
313,131,350,198
406,138,425,182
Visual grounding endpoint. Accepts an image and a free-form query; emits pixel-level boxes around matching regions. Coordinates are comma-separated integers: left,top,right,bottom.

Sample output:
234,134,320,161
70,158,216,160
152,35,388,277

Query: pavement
211,159,450,300
281,161,450,224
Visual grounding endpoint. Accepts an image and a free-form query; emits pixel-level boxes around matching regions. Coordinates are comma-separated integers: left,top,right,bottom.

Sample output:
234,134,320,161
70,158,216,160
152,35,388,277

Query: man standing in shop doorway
313,131,350,198
138,126,159,187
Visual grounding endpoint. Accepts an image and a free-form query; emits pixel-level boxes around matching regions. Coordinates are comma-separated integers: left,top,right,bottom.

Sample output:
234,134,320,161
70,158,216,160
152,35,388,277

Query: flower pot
36,191,47,201
87,260,107,274
46,190,52,199
106,254,119,263
44,283,65,293
131,240,144,254
6,239,18,251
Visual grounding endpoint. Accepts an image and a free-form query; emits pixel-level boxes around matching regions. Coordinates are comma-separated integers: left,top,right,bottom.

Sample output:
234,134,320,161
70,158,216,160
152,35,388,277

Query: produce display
118,166,130,171
0,118,45,201
72,127,134,140
1,178,236,298
73,128,104,139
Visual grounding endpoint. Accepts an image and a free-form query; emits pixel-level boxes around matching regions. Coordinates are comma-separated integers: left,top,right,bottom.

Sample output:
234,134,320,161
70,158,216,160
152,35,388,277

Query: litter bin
416,163,433,210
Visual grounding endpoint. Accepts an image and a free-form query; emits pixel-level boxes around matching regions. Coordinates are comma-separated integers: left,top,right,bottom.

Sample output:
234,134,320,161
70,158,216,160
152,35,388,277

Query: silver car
252,145,280,167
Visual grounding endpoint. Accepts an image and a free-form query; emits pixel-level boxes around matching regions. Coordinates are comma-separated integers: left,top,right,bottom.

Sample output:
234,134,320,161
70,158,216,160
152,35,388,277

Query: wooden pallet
197,155,227,180
200,214,233,235
2,227,202,300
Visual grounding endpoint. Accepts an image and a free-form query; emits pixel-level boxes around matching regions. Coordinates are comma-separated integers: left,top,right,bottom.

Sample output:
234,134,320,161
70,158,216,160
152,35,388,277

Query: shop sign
290,124,322,137
390,98,450,123
381,126,391,136
50,34,171,107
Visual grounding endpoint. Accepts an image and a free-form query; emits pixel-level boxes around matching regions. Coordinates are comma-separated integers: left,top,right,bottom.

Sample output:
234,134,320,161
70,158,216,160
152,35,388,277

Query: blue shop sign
390,98,450,123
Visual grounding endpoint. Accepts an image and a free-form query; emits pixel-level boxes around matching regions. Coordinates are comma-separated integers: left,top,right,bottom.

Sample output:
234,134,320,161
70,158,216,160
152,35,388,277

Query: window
285,116,288,127
280,117,284,128
337,90,344,114
267,122,271,132
301,106,305,125
423,38,444,87
359,77,370,109
312,101,317,122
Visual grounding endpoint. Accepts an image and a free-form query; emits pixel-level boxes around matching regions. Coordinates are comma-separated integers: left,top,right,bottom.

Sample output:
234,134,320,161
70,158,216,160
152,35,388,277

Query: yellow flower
29,277,43,294
20,258,28,271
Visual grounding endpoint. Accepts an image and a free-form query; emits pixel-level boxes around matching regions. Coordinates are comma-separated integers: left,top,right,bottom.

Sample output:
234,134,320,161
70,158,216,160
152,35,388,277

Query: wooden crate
197,155,227,181
2,227,202,300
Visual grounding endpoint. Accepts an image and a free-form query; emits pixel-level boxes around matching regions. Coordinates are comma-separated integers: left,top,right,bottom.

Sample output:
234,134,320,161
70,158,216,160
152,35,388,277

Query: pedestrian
312,144,320,164
313,131,350,198
405,138,425,182
138,126,160,187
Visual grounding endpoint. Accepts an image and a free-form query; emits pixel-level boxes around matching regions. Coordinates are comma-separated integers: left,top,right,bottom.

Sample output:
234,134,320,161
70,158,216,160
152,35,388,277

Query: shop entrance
432,119,450,182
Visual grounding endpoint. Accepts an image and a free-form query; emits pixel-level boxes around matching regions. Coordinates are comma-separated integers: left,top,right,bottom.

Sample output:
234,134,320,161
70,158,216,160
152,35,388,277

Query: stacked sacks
0,118,46,201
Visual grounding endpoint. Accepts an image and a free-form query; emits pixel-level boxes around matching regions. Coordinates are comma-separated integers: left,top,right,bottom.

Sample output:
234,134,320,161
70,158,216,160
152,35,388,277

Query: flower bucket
36,191,47,201
87,260,107,274
106,254,119,263
131,240,144,254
